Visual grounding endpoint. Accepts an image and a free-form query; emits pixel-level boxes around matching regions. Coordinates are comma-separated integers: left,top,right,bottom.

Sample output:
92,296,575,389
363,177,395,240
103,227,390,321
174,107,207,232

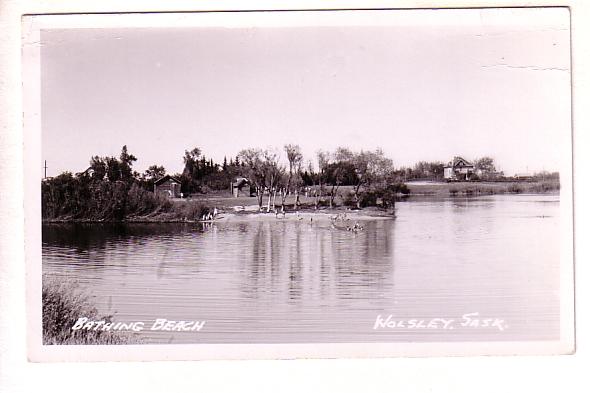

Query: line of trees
42,146,171,220
236,145,406,211
42,144,411,219
42,144,559,221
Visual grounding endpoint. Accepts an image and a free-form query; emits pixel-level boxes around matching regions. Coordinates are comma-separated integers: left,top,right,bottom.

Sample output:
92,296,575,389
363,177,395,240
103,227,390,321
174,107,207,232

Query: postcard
22,7,574,361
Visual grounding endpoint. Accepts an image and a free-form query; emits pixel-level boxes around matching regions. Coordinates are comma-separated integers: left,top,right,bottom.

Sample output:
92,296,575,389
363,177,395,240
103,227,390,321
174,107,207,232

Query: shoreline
41,189,560,224
42,206,396,224
42,181,560,224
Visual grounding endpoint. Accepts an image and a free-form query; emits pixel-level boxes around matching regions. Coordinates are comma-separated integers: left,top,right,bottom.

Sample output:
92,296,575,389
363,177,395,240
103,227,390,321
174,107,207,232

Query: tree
318,149,353,208
105,157,121,182
142,165,166,191
316,150,329,209
474,157,496,179
89,156,106,182
474,157,495,172
145,165,166,180
183,147,202,176
181,147,203,193
262,149,284,212
119,145,137,182
238,148,266,210
281,144,303,210
429,162,445,180
345,148,394,208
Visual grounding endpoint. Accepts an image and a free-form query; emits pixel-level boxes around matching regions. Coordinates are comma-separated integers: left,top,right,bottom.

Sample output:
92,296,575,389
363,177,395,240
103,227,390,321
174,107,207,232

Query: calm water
42,194,562,344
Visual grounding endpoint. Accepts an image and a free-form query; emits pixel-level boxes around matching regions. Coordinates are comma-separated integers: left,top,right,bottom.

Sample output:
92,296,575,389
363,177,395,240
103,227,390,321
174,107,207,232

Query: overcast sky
40,8,571,177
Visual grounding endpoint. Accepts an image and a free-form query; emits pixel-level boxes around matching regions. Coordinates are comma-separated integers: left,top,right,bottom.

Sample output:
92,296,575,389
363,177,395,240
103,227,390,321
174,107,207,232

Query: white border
2,1,589,392
22,8,575,362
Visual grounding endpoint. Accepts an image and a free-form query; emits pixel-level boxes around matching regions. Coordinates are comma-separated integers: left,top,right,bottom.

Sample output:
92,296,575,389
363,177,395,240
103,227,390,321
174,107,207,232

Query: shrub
42,277,139,345
176,201,210,220
42,176,177,221
359,191,378,208
342,192,357,207
389,182,410,195
359,184,399,209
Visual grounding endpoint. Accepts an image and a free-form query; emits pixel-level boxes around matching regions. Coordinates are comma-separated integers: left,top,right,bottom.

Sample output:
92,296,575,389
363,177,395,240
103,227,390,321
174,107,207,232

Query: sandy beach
206,206,395,223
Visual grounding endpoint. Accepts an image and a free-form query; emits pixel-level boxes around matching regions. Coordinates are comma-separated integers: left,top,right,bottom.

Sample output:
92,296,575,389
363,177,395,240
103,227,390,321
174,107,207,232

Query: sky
39,8,571,177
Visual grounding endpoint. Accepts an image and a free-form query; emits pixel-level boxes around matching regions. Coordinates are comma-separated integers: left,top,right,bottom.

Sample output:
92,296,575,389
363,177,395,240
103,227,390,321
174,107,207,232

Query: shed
154,175,182,198
230,177,254,197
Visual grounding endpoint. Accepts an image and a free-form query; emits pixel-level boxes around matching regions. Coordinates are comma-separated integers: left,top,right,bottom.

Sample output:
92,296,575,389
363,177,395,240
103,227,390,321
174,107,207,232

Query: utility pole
44,160,47,179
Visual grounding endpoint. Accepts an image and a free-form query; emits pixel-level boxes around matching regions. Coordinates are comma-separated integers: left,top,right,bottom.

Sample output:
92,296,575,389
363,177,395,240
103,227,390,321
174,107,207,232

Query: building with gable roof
154,175,182,198
443,156,475,181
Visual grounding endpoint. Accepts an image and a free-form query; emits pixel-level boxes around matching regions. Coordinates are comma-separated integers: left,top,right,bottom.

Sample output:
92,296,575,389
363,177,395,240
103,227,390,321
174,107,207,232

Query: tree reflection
240,219,396,304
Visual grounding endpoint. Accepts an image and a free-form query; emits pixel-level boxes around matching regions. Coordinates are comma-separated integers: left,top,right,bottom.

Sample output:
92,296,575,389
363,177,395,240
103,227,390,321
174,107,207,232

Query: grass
183,186,363,211
42,276,140,345
407,180,560,197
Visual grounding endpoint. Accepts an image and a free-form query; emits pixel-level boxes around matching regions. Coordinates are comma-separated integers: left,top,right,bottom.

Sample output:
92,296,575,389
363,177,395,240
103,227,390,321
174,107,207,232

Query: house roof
445,156,474,168
154,175,181,186
232,177,250,187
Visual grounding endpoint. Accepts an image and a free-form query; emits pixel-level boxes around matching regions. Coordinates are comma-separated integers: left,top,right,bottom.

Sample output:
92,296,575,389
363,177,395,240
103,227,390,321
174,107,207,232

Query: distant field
406,180,560,196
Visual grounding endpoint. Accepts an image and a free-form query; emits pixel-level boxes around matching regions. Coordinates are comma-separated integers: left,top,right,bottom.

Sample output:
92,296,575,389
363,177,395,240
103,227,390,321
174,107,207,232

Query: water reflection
42,194,561,343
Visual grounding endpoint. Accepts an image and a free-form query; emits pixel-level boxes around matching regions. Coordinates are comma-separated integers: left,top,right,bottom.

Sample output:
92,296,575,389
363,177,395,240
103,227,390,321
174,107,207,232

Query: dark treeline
42,146,175,220
42,144,411,220
42,145,557,221
181,147,246,193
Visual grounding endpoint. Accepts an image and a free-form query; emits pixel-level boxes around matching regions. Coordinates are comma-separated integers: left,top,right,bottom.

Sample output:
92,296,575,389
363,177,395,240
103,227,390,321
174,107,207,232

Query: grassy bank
42,179,560,223
406,180,560,197
42,277,140,344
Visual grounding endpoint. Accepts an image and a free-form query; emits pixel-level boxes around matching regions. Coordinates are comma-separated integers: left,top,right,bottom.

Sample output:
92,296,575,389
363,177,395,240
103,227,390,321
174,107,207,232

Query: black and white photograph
21,7,574,360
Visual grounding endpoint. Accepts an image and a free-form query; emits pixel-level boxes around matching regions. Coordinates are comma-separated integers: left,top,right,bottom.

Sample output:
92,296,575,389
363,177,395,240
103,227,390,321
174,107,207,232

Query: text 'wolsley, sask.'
373,312,508,331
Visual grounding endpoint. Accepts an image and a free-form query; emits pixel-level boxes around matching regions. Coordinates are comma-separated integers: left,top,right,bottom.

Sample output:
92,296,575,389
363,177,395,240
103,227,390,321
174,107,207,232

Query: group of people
329,211,364,232
201,207,218,221
347,222,364,232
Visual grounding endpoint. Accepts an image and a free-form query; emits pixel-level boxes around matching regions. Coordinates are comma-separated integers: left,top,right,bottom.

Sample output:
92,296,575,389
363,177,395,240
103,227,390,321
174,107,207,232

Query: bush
508,183,523,193
342,192,357,208
359,184,400,209
42,176,175,221
390,182,410,195
359,191,378,208
175,201,210,220
42,277,139,345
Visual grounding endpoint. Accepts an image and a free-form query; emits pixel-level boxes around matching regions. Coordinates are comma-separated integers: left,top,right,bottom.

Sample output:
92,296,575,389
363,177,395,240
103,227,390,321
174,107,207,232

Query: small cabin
154,175,181,198
444,156,475,181
230,177,254,197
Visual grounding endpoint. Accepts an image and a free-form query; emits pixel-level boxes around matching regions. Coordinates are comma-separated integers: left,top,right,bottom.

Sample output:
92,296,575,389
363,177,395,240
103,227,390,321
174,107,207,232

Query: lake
42,194,561,344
